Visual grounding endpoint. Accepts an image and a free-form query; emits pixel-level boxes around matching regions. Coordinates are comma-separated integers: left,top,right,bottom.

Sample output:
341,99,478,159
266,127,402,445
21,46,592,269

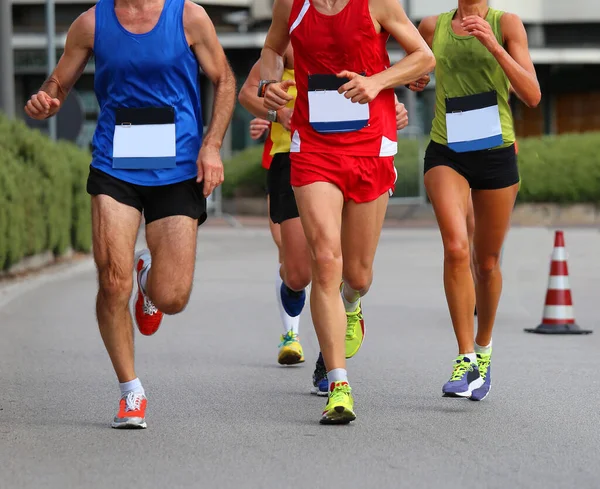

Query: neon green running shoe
342,284,365,359
320,381,356,425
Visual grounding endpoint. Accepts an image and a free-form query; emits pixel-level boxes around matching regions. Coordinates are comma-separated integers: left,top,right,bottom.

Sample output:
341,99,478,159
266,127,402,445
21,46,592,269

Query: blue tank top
92,0,203,186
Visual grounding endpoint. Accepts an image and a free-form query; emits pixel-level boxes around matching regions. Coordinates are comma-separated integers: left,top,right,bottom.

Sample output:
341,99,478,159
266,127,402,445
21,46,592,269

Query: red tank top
288,0,397,157
261,127,274,169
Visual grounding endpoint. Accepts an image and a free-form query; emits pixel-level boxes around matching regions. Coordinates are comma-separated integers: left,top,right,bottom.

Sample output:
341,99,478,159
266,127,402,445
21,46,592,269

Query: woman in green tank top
410,0,541,401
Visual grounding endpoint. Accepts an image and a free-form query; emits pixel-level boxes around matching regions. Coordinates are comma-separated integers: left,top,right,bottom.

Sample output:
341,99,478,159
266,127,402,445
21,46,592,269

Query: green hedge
223,132,600,204
0,114,92,271
516,133,600,203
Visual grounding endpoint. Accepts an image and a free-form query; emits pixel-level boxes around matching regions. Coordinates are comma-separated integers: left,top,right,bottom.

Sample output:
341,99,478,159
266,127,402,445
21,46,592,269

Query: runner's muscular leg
145,216,199,315
280,216,312,291
471,184,518,347
293,182,345,371
341,192,389,300
92,195,142,383
424,166,474,353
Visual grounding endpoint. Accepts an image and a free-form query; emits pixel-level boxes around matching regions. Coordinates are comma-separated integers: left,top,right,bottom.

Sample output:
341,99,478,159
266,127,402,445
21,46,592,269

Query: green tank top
430,8,515,149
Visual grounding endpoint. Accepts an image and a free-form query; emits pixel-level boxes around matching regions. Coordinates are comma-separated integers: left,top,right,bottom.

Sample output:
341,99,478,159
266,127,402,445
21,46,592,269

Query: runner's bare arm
239,55,294,130
260,0,295,110
499,14,541,107
370,0,435,90
239,61,266,118
406,16,437,91
24,9,94,120
185,1,235,196
260,0,292,82
461,13,540,107
186,1,236,150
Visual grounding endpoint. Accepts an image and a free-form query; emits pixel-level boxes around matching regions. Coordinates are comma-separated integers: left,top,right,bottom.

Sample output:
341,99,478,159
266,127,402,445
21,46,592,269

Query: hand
408,74,431,92
276,107,293,131
196,145,224,198
24,91,61,120
249,118,270,140
395,102,408,131
264,80,295,111
461,16,501,54
337,71,382,104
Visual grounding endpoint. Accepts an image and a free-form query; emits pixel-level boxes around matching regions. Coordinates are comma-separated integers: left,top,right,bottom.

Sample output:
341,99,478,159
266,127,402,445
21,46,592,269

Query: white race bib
112,107,176,169
308,74,369,133
445,91,503,153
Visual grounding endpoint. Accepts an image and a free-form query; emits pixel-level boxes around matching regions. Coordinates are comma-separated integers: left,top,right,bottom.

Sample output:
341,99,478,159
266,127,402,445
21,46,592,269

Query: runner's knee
97,263,133,305
343,263,372,294
473,253,501,281
284,264,311,291
312,243,342,288
444,238,471,267
153,286,191,315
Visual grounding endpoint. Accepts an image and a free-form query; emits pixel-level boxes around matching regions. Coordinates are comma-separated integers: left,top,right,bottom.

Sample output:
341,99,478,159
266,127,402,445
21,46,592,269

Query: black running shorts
267,152,300,224
86,166,207,225
424,141,519,190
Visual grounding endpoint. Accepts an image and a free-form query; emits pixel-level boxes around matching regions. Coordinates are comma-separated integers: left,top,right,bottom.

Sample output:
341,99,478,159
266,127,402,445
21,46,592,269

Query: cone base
524,323,593,335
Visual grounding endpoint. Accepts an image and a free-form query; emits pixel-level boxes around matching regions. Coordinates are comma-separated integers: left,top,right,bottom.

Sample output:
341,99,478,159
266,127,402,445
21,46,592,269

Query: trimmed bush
223,132,600,204
0,113,92,271
516,133,600,204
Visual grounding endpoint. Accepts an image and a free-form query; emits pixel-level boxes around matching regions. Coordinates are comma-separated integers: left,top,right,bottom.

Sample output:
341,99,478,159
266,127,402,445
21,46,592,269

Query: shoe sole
442,377,485,398
320,406,356,425
111,420,147,429
310,387,329,397
278,351,305,365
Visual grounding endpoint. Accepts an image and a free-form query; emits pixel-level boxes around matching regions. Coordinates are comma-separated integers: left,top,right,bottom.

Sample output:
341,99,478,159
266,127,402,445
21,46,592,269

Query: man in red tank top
258,0,435,424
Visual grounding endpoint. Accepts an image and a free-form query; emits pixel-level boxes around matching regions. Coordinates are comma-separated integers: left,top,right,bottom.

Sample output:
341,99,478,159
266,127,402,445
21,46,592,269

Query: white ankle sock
327,368,348,390
463,353,478,364
119,378,145,397
475,340,492,355
341,284,360,313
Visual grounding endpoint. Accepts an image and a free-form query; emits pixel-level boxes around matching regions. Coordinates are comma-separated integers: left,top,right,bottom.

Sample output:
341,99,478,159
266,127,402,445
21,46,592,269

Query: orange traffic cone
525,230,591,334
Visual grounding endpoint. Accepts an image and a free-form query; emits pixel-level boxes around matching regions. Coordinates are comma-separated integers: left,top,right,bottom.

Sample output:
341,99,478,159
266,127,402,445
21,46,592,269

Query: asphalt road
1,225,599,489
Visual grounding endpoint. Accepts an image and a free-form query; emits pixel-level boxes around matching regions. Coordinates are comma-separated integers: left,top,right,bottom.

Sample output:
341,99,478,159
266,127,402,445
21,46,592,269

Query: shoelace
450,358,473,381
477,354,491,380
329,383,352,404
124,391,144,412
279,331,298,347
143,296,159,316
345,308,361,339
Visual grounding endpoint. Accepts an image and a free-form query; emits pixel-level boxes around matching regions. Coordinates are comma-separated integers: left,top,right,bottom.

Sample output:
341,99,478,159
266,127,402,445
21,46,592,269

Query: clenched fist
25,91,61,120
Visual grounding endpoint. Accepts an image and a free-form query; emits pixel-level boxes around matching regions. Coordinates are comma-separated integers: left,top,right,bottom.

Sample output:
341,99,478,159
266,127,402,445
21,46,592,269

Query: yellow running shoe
344,294,365,359
278,330,305,365
320,381,356,425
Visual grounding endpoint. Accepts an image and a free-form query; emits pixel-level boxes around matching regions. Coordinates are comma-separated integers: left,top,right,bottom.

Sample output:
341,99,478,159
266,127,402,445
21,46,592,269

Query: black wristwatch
257,79,277,98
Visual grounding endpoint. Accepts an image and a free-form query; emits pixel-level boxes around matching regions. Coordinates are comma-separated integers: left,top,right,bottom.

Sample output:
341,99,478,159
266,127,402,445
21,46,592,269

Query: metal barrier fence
389,125,427,206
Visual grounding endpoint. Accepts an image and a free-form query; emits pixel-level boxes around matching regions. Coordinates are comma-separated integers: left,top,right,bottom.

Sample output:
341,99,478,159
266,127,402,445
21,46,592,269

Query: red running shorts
290,152,397,203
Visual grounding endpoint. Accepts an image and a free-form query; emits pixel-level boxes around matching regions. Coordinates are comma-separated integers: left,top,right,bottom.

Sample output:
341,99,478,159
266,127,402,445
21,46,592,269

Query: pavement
1,225,600,489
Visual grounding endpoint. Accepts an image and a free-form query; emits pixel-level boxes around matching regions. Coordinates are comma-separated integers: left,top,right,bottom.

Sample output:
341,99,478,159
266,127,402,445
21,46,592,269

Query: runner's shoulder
498,12,527,43
68,7,95,48
417,16,438,47
183,0,209,22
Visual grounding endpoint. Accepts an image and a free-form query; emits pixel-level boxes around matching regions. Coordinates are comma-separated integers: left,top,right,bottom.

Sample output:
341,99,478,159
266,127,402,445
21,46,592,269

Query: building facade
7,0,600,149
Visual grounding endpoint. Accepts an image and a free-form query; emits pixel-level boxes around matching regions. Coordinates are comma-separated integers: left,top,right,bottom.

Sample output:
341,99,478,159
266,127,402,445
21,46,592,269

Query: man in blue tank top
24,0,236,429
